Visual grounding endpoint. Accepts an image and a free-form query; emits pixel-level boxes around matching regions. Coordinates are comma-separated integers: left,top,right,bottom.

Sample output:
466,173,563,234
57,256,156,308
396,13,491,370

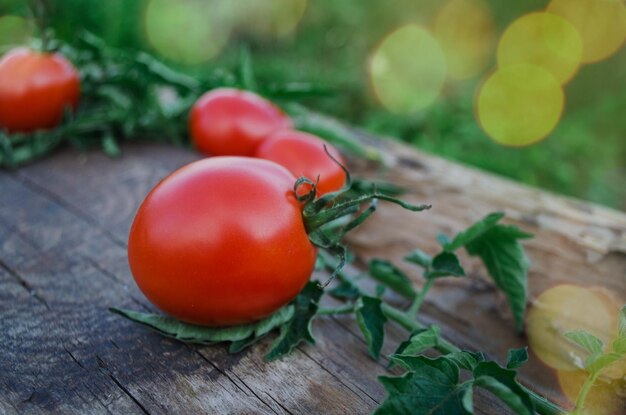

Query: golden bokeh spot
144,0,231,65
434,0,496,80
526,284,619,371
369,25,446,114
498,12,583,84
231,0,307,38
547,0,626,64
0,15,33,49
557,366,625,415
476,64,564,146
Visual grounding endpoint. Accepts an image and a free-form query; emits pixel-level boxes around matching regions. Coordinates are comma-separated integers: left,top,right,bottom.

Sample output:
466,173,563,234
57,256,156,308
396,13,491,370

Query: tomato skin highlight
189,88,292,156
128,157,317,326
0,48,80,133
255,130,347,195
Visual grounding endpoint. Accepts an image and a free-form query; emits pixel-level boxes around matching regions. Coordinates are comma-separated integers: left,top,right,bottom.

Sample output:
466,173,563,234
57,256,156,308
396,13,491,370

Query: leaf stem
407,278,434,318
570,371,600,415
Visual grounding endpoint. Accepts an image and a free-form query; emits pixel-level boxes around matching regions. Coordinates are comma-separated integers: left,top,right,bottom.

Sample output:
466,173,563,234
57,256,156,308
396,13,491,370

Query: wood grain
0,136,624,414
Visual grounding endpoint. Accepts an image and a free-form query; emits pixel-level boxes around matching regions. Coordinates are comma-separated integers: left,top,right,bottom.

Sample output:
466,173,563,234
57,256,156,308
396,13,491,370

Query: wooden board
1,137,624,414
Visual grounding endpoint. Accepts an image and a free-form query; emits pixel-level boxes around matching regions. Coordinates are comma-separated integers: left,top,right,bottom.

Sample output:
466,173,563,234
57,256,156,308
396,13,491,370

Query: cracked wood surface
1,138,624,414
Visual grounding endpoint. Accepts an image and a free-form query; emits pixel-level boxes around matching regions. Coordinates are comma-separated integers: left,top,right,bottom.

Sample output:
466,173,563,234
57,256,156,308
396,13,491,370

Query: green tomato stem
407,278,435,318
570,371,600,415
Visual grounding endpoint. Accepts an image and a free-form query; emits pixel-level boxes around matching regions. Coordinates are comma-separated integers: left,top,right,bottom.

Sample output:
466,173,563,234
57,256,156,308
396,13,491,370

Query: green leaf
369,259,416,299
392,325,441,358
587,352,624,374
328,279,360,300
375,356,471,415
462,386,474,414
613,337,626,354
424,252,466,279
264,282,323,361
618,306,626,338
444,351,485,371
404,248,432,269
355,296,388,359
110,304,294,344
473,362,534,415
101,133,121,157
238,45,258,92
444,212,505,251
465,224,533,332
506,347,529,369
565,330,604,355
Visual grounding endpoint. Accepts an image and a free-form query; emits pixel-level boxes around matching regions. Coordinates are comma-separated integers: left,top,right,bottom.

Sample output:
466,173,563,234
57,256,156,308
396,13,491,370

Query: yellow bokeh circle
476,64,564,146
547,0,626,64
0,15,33,49
369,25,447,113
434,0,496,80
144,0,231,65
498,12,583,84
231,0,307,38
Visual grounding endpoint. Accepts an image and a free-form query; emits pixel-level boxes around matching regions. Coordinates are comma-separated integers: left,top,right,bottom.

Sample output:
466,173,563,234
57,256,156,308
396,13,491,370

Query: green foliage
506,347,529,369
355,295,388,359
425,252,465,279
369,259,417,299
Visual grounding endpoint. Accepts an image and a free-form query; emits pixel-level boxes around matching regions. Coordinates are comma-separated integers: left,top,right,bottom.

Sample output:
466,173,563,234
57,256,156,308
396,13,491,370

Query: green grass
1,0,624,209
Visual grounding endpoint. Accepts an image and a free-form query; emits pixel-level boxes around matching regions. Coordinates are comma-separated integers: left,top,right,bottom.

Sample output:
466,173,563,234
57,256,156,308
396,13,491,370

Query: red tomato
0,48,80,134
255,130,347,195
128,157,317,326
189,88,292,156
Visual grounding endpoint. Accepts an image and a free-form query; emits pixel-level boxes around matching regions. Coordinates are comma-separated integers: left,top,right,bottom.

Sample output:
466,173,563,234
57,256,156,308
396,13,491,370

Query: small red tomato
189,88,292,156
128,157,317,326
255,130,347,195
0,48,80,134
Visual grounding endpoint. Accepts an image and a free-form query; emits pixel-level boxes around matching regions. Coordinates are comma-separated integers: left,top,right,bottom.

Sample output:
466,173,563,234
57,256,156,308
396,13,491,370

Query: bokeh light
498,12,583,84
369,25,446,113
547,0,626,64
144,0,231,65
526,284,618,371
434,0,496,80
0,15,33,49
231,0,307,38
476,64,564,146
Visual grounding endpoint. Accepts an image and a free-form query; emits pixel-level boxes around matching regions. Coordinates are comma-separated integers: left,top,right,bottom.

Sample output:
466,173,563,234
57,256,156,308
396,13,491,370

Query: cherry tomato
0,48,80,134
189,88,292,156
128,157,317,326
255,130,346,195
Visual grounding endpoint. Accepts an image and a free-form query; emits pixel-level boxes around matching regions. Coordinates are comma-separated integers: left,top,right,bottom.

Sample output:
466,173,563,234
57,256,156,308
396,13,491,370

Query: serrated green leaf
473,362,534,415
355,296,388,359
444,351,485,371
369,258,416,299
375,356,471,415
264,282,323,361
565,330,604,355
328,279,360,300
465,224,532,332
618,306,626,338
613,337,626,354
110,304,293,345
392,326,440,359
587,352,624,374
425,252,466,279
445,212,505,251
404,248,432,269
506,347,529,369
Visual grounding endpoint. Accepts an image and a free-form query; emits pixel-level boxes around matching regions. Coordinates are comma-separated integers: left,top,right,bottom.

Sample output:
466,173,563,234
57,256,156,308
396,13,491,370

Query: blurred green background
1,0,625,209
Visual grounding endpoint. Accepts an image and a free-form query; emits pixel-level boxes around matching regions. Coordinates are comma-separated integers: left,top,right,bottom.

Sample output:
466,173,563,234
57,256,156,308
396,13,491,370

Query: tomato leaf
472,362,534,415
404,248,433,269
328,279,360,300
392,325,440,358
613,337,626,354
444,212,505,251
424,252,465,279
109,304,294,345
506,347,529,369
586,352,624,374
374,356,471,415
564,330,604,355
369,258,416,299
355,295,388,359
443,351,485,371
465,224,533,333
264,282,324,361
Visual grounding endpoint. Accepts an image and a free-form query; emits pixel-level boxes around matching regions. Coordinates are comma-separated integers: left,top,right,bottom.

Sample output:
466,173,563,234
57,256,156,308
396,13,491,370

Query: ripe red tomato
128,157,317,326
189,88,292,156
255,130,347,195
0,48,80,134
